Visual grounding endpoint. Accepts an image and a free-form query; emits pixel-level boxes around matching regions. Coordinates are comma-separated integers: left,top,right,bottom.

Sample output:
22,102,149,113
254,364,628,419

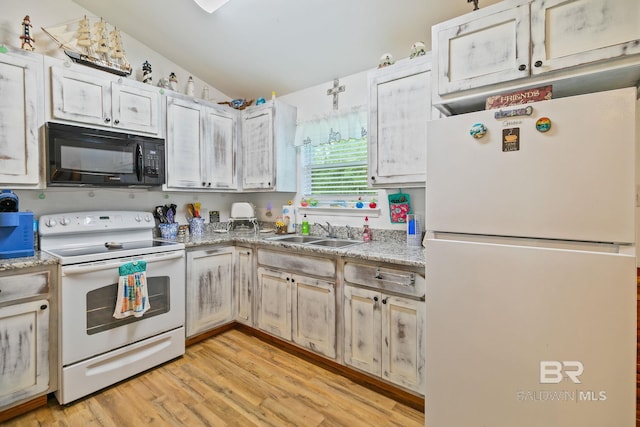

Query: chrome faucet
315,221,336,238
345,224,354,239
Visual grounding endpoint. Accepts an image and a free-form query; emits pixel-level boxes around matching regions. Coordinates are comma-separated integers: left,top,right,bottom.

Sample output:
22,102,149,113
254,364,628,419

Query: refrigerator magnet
502,128,520,152
470,123,487,139
536,117,551,132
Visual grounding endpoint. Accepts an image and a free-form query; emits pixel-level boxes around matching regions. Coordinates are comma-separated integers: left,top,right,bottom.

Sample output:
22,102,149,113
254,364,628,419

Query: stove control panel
39,211,155,235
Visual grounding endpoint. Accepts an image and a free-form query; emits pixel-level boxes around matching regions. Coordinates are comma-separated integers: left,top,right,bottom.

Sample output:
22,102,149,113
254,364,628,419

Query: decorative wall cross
327,79,345,110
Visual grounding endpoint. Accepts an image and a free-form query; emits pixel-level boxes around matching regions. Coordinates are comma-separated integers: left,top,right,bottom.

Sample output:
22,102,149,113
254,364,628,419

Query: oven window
86,276,170,335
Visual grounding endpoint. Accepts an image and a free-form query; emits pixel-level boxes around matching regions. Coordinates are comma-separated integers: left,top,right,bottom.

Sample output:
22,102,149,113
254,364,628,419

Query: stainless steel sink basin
266,235,362,248
266,235,323,244
308,239,362,248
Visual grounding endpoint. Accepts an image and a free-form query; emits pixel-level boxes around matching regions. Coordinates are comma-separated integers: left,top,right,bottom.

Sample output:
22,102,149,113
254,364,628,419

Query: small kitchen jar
189,217,205,238
158,223,179,240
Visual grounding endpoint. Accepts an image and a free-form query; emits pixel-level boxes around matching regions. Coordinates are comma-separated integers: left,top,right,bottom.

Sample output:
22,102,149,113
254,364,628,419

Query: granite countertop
1,230,425,271
0,251,59,272
183,230,425,268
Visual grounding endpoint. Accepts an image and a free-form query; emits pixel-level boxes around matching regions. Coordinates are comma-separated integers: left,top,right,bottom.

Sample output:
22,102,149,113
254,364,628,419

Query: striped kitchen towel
113,260,150,319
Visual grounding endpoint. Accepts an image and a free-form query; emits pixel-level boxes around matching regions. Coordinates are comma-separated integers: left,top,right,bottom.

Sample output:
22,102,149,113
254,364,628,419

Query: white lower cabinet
291,274,336,359
257,250,337,358
257,267,292,340
343,262,425,394
0,267,54,411
186,247,234,338
234,247,254,326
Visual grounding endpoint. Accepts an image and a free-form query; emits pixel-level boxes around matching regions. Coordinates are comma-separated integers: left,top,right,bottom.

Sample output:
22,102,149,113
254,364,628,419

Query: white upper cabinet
48,58,161,135
0,49,43,187
433,0,640,113
434,1,530,96
368,55,432,187
166,95,239,191
530,0,640,74
241,100,297,192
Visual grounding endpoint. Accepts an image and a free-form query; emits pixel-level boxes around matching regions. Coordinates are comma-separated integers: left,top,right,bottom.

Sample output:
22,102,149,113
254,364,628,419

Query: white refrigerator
425,87,638,426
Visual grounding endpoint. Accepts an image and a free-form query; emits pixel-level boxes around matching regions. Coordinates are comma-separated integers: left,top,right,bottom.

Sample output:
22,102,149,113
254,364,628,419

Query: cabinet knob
202,182,206,187
371,176,376,181
246,251,251,255
104,117,111,123
40,304,48,310
291,278,295,283
518,64,526,71
373,296,379,302
114,119,120,125
382,298,388,305
207,182,212,187
286,277,290,281
534,60,543,68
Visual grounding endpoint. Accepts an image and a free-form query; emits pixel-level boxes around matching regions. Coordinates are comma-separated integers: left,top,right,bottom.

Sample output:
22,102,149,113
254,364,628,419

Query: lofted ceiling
73,0,501,99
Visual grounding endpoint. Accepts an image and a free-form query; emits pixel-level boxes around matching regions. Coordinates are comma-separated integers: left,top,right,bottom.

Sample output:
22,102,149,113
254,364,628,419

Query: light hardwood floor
5,329,424,426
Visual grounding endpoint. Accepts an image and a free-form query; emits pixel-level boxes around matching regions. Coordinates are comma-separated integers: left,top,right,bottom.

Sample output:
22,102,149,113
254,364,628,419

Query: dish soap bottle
301,214,309,236
362,216,371,242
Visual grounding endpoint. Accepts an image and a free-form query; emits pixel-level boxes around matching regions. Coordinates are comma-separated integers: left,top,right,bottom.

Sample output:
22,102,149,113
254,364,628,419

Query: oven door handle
62,251,185,276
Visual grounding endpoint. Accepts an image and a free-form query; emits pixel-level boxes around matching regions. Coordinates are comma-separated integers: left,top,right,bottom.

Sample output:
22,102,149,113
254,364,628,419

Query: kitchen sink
265,235,362,248
266,235,323,244
308,239,362,248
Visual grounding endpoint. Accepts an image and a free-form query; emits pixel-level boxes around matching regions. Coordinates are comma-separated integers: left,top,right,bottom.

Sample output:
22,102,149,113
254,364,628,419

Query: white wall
4,0,424,231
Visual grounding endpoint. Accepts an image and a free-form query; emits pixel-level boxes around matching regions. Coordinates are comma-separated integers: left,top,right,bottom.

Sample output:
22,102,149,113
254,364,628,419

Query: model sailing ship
42,16,132,76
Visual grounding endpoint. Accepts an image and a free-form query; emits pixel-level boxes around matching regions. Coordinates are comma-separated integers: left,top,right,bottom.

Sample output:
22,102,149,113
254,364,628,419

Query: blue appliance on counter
0,189,34,259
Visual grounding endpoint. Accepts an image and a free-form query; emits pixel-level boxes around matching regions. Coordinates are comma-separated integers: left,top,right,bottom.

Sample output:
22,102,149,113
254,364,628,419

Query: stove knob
60,217,70,226
45,218,57,227
135,215,142,222
144,215,152,222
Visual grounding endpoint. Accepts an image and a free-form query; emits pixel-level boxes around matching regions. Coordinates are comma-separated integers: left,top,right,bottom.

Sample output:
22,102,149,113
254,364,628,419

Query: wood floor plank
3,329,424,427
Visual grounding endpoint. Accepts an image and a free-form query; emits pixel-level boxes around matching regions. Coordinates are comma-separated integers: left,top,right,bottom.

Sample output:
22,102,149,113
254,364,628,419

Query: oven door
59,250,185,366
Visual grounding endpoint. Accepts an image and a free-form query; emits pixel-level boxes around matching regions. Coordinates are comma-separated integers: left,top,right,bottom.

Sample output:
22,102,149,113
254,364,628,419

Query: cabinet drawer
257,250,335,279
0,271,50,304
344,262,424,298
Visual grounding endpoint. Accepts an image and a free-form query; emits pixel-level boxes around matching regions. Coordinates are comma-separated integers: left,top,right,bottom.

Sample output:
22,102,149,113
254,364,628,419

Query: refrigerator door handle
428,231,634,256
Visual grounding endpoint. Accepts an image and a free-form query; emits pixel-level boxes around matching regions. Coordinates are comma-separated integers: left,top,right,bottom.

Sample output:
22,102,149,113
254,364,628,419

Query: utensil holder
189,217,205,238
158,223,179,240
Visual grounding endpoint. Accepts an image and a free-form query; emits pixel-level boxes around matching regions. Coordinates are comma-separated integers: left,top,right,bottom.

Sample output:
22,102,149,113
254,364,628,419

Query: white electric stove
39,211,186,404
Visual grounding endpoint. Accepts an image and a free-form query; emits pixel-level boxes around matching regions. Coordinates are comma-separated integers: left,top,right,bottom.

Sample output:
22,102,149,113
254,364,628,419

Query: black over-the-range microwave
46,122,165,187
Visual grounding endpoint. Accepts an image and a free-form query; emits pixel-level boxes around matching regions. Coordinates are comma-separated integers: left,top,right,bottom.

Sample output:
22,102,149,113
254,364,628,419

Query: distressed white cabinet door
166,96,205,189
434,0,530,95
111,81,160,134
530,0,640,75
257,267,292,340
0,52,41,186
242,108,274,190
368,56,431,187
50,66,111,127
0,299,49,408
381,295,425,394
186,247,234,337
204,105,238,189
234,247,253,326
343,286,382,376
291,274,336,358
